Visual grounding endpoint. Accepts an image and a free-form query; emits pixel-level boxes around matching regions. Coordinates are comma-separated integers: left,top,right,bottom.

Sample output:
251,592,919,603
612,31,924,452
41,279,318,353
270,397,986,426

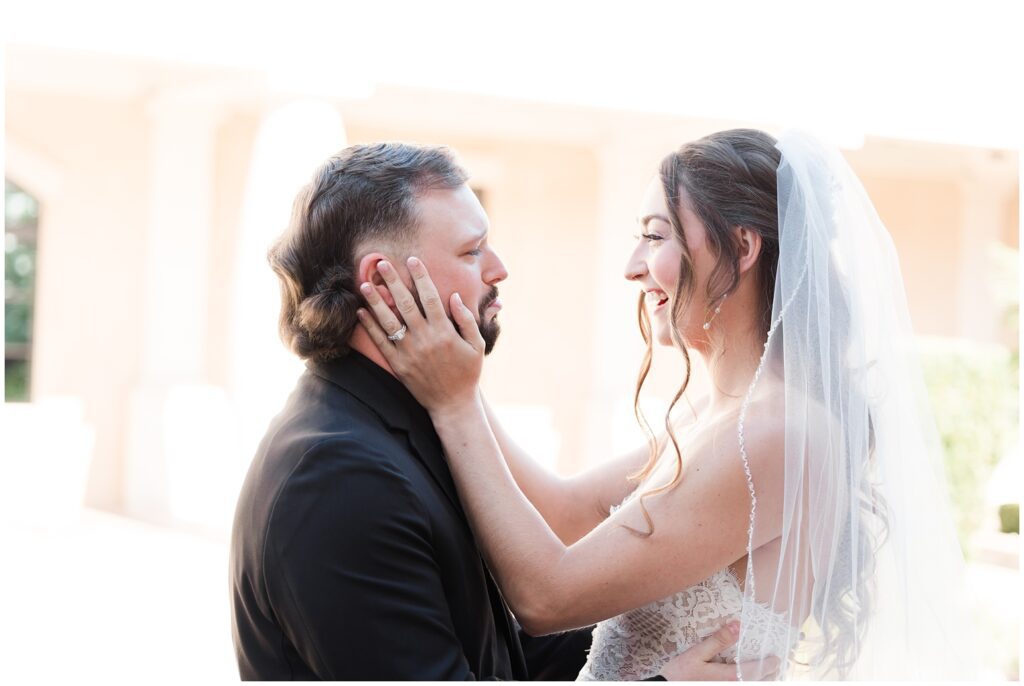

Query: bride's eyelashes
632,233,665,243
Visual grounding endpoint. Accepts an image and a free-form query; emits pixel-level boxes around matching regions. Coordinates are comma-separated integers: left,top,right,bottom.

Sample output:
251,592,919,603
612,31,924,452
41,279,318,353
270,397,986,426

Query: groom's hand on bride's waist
656,621,781,681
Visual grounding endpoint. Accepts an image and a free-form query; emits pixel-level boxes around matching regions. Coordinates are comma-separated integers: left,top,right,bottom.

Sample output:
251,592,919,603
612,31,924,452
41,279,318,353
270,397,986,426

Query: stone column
228,101,347,474
122,88,225,523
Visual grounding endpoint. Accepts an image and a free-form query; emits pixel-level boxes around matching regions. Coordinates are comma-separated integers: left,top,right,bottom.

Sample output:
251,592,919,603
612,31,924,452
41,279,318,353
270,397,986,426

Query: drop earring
703,296,726,331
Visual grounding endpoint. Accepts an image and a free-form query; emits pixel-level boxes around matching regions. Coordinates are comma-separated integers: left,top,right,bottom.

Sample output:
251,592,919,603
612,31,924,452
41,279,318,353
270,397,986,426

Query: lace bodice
577,566,793,680
577,470,795,681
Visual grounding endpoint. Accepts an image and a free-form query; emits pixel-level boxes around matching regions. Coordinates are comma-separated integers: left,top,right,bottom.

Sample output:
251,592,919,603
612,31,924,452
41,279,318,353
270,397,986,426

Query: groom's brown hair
269,143,467,362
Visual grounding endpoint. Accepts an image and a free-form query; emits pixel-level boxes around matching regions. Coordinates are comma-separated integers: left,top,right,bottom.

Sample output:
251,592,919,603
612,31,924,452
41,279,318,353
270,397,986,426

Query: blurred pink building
4,43,1019,537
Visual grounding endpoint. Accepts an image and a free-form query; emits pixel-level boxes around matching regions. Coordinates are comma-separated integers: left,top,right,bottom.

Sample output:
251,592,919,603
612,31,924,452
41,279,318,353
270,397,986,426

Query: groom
229,142,740,679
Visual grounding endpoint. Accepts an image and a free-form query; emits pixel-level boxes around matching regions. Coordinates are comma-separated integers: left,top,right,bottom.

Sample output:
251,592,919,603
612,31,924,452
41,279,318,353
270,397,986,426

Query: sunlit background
3,1,1021,681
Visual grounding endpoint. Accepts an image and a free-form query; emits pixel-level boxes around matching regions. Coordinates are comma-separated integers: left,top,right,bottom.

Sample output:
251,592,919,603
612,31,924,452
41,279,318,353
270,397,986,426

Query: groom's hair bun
269,142,468,362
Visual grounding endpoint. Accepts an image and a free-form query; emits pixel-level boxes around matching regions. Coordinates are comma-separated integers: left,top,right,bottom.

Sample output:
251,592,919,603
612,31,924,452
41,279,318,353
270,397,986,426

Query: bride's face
625,178,715,348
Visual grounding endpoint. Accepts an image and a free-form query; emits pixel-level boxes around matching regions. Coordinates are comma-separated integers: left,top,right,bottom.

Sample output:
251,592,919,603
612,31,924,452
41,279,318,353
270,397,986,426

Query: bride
356,129,976,680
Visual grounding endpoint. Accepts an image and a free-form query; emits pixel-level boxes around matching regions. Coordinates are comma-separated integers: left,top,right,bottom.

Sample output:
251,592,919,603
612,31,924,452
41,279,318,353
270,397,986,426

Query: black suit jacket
230,351,591,680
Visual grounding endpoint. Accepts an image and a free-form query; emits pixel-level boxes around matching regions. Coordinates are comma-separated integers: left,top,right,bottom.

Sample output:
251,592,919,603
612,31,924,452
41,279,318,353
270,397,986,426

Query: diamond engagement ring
386,325,408,342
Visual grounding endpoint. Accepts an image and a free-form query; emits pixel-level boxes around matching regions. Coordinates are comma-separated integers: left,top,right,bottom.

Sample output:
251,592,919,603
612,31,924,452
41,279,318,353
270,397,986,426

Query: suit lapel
309,353,528,677
307,353,465,517
484,563,529,679
402,410,467,519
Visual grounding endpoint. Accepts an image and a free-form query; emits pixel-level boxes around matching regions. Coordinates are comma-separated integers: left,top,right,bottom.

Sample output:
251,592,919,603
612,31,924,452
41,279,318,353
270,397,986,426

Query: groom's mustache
478,287,499,317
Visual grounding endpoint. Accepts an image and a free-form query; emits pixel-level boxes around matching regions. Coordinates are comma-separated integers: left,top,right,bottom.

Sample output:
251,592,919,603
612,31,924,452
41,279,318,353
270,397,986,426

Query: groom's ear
357,252,397,308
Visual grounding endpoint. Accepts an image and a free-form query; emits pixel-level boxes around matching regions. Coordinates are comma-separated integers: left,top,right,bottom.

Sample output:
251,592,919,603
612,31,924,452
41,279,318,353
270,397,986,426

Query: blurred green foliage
4,180,38,227
6,242,36,292
998,504,1019,534
5,359,29,401
5,179,38,403
5,301,32,345
916,243,1019,552
919,337,1018,549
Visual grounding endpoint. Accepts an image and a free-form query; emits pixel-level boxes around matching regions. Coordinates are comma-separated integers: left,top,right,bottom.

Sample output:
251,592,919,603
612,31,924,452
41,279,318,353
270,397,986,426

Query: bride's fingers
359,281,406,338
356,308,399,367
406,256,447,323
450,292,485,352
377,260,425,329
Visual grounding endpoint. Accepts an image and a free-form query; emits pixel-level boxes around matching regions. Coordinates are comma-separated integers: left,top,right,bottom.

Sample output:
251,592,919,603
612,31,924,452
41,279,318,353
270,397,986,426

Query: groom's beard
478,287,501,355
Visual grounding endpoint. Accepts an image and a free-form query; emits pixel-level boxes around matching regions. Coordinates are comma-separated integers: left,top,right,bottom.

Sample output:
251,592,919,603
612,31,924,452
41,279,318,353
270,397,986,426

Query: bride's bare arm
427,397,779,635
358,259,782,635
481,395,657,545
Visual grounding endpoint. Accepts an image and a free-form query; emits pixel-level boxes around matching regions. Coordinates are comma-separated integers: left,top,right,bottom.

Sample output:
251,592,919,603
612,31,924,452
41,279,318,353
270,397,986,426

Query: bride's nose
624,243,647,282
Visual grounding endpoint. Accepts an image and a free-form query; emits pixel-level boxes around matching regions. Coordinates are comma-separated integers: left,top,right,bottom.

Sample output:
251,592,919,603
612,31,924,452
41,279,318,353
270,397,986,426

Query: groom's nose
483,248,508,285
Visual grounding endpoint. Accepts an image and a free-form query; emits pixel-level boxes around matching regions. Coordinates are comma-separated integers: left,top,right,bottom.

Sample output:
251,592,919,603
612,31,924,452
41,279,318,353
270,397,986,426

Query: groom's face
409,184,508,354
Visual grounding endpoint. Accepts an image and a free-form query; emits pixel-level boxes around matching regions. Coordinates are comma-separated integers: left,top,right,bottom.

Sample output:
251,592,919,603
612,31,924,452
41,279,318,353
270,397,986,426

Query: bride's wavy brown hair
628,129,888,677
627,129,782,536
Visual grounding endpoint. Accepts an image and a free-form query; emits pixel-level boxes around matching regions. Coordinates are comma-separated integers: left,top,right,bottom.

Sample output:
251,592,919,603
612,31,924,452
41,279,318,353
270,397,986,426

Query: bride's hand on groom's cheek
659,622,781,681
357,257,484,412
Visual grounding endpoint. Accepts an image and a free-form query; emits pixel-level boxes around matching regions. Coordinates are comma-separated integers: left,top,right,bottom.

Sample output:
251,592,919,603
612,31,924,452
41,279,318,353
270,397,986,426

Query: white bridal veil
735,132,978,680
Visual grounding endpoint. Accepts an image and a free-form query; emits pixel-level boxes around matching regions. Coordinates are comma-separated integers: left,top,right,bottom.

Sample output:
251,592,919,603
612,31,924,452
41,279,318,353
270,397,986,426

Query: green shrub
917,337,1018,551
998,504,1019,534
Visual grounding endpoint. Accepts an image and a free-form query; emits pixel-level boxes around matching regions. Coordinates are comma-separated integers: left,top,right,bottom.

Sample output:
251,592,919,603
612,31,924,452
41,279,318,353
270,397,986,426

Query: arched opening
5,179,39,402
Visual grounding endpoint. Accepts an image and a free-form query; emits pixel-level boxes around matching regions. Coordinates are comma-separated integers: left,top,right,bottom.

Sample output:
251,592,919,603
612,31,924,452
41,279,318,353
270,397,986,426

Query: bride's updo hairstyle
630,129,782,528
666,129,783,342
269,143,467,362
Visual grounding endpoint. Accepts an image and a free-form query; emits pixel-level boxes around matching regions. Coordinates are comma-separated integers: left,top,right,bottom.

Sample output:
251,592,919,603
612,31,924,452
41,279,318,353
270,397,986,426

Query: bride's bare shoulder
741,383,837,466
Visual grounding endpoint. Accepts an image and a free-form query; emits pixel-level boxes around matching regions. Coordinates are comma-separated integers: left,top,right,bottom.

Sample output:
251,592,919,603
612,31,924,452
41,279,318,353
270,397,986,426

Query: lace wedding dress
576,566,793,680
579,130,978,680
577,494,795,680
